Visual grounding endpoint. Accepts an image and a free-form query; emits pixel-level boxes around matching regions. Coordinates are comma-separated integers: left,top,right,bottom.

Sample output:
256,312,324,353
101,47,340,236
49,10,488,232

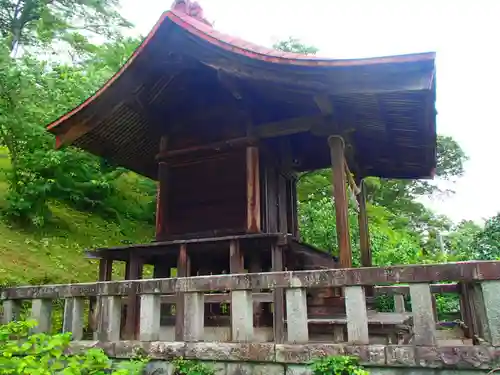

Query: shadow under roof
46,3,437,180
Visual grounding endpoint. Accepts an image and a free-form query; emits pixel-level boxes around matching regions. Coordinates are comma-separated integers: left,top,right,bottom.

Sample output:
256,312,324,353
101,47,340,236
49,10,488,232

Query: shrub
309,356,369,375
0,319,147,374
171,357,215,375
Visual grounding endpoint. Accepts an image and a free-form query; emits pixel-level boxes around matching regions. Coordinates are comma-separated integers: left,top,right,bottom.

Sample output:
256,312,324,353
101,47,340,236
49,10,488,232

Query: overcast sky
119,0,500,224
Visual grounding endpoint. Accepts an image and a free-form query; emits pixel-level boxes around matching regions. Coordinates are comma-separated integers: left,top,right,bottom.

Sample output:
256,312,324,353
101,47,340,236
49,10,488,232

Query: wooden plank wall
166,150,247,236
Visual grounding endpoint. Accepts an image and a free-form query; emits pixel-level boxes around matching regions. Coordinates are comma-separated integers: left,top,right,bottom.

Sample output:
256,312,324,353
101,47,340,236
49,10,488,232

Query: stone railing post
410,283,437,345
345,286,369,344
394,293,406,313
96,296,122,342
475,281,500,346
1,300,21,324
231,289,254,342
139,294,161,341
31,299,52,334
285,286,309,343
184,292,204,342
63,297,84,340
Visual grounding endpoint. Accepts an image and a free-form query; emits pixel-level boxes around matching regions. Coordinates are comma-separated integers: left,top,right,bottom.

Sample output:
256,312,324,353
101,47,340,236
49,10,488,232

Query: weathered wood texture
166,150,247,236
328,136,352,268
2,262,500,299
2,261,500,348
246,146,261,232
156,136,169,240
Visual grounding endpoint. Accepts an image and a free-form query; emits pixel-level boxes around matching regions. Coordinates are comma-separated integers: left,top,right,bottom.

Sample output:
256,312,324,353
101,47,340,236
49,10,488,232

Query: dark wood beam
156,136,169,241
328,136,352,269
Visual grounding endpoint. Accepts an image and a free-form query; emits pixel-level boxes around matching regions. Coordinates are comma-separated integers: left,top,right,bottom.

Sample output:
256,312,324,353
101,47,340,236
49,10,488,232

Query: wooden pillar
272,242,285,343
357,180,373,297
124,253,143,340
328,136,352,268
290,177,300,240
156,136,169,241
98,258,113,281
357,180,371,268
246,145,261,232
90,257,113,338
175,244,190,341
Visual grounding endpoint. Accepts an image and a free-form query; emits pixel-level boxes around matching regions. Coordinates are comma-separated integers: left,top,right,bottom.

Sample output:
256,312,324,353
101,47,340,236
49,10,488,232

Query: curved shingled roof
46,1,437,180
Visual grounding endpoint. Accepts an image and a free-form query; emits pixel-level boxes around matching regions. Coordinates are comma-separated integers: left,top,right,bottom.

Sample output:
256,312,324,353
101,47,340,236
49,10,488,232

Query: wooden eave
46,8,437,180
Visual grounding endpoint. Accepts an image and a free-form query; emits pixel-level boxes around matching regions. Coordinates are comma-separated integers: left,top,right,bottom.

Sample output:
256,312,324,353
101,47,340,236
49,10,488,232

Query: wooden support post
246,145,261,232
98,258,113,281
97,296,122,342
124,254,142,340
31,299,52,333
63,297,84,340
290,177,300,240
156,135,169,241
358,181,371,268
410,283,437,345
357,180,373,297
265,167,278,233
1,300,21,324
328,136,352,268
272,243,285,344
278,174,288,234
286,287,309,343
139,294,161,341
91,258,113,339
345,286,369,344
175,244,190,341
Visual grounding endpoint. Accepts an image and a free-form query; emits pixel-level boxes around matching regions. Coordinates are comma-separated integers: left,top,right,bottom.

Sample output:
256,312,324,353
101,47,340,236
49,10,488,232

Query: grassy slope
0,148,154,286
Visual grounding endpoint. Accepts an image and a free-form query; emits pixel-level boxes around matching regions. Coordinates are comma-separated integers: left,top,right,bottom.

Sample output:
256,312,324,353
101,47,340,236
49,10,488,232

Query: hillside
0,148,155,286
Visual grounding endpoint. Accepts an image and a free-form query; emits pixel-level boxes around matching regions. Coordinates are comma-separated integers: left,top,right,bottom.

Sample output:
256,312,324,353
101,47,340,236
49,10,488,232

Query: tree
470,214,500,260
0,0,131,54
273,37,318,55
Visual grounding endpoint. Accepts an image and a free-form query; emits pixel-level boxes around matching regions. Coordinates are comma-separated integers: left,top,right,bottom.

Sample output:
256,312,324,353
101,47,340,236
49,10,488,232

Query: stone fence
2,261,500,372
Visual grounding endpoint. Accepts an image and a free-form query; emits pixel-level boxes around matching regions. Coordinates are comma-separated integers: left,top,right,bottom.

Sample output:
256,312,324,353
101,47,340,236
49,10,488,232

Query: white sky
120,0,500,224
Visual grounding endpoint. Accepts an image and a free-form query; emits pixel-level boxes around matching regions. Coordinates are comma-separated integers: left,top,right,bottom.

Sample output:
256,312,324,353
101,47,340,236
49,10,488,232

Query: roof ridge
170,0,212,27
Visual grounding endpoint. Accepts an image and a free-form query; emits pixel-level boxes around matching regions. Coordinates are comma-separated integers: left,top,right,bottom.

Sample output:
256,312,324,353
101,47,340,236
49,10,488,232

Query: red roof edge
46,11,170,133
47,2,436,135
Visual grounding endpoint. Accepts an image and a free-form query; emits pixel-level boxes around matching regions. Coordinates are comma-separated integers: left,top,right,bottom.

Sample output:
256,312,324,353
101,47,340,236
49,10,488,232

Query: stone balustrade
2,261,500,371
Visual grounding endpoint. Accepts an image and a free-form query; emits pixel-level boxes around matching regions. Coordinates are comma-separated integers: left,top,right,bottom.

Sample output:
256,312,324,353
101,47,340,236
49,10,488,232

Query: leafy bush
171,357,215,375
0,320,147,374
309,356,369,375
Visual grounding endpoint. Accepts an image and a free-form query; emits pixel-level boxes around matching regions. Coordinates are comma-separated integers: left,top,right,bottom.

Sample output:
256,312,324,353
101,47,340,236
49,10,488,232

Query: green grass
0,147,154,286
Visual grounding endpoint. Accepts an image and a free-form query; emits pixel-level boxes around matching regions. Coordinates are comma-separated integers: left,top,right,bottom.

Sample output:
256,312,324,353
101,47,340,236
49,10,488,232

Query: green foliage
309,356,369,375
470,213,500,260
273,37,319,55
0,319,147,374
0,34,154,227
0,0,132,54
171,357,215,375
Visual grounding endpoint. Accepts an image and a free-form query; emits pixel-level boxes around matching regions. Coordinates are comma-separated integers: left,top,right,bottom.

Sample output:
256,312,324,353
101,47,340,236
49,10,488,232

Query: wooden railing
1,261,500,348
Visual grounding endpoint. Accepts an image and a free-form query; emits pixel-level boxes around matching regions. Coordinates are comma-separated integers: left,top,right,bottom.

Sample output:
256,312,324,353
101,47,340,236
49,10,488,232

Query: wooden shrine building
46,0,436,342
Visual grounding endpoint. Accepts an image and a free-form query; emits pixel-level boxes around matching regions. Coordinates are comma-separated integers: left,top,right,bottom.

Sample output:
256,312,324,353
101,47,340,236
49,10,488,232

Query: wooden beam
156,136,169,241
254,115,327,138
246,146,261,232
357,180,372,296
314,94,334,115
328,136,352,269
124,254,143,340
